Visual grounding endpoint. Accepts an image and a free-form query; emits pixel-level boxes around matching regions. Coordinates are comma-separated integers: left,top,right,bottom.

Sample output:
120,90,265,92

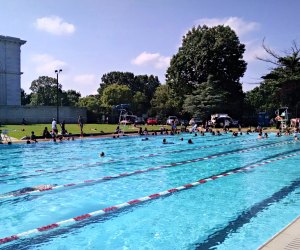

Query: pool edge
258,215,300,250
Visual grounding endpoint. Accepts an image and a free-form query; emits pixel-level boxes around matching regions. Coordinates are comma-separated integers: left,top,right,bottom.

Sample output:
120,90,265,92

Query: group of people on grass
23,117,300,144
26,116,84,144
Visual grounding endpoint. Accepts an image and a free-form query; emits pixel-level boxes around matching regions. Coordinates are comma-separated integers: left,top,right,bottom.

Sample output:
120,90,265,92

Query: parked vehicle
119,114,136,125
134,117,145,125
147,117,158,125
211,114,238,128
166,116,179,125
189,117,203,126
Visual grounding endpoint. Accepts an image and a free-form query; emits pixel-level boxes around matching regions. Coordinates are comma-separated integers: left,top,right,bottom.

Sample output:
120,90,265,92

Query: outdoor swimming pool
0,132,299,249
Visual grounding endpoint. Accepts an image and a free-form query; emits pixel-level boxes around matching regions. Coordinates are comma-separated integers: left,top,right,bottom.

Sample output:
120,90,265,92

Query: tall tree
183,76,228,120
29,76,61,106
98,71,160,114
246,41,300,116
100,84,132,109
132,91,147,116
166,25,246,116
61,90,81,106
78,95,101,122
150,85,180,120
21,88,32,105
98,72,137,94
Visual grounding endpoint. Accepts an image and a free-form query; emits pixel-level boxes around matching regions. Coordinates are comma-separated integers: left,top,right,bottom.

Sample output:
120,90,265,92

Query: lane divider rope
1,149,299,245
0,140,295,199
0,137,259,179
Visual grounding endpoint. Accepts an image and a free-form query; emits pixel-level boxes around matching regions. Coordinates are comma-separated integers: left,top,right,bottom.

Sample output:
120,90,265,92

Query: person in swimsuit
1,184,57,197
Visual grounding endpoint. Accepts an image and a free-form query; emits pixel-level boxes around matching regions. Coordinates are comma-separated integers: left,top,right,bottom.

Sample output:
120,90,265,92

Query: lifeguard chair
275,107,289,132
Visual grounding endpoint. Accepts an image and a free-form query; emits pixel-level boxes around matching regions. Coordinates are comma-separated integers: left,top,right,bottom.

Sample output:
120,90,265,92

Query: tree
78,95,101,122
166,25,246,114
132,91,147,116
98,72,137,94
98,71,161,114
61,90,81,106
246,41,300,116
100,84,132,108
29,76,61,106
134,74,160,106
183,76,228,120
21,88,32,105
150,85,180,120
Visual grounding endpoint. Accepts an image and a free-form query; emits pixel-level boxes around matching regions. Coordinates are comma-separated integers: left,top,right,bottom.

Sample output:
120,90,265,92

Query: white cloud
132,52,170,69
196,17,259,36
31,54,67,75
244,43,268,62
73,74,98,96
35,16,75,35
73,74,96,84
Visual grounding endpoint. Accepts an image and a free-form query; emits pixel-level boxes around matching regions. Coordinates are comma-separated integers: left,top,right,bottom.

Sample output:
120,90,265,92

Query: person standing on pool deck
51,118,58,135
78,115,84,136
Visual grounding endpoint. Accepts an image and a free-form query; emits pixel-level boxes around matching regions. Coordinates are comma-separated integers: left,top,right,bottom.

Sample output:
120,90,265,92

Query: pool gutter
258,216,300,250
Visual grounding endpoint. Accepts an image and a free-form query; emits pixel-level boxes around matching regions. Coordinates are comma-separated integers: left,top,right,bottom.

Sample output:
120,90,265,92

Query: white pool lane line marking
0,137,258,178
0,149,299,245
0,140,294,200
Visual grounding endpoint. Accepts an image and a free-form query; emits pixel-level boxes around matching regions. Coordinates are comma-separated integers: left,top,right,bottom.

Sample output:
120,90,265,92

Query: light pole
55,69,62,122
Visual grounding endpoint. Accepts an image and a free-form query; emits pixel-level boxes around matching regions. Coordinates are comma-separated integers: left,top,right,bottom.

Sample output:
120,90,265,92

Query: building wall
0,105,87,124
0,35,26,106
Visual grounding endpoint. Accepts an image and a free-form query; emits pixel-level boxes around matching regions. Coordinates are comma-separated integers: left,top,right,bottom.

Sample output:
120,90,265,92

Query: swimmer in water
99,152,105,157
1,184,57,197
188,139,193,144
162,138,174,144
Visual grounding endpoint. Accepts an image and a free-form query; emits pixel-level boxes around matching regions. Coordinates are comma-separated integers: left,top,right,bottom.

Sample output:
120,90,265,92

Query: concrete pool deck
258,216,300,250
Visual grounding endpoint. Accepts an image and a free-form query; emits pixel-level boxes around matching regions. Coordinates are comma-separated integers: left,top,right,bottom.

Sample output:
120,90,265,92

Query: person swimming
1,184,57,197
99,152,105,157
162,138,174,144
188,139,193,144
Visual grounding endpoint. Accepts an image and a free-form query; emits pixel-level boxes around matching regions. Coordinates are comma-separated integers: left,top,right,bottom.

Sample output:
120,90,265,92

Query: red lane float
0,150,299,245
0,137,258,178
0,140,294,200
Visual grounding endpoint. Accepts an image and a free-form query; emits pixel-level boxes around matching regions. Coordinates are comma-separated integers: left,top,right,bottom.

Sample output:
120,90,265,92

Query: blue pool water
0,133,299,249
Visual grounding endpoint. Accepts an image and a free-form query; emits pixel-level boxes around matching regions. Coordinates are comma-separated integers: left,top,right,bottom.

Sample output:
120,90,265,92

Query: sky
1,0,299,96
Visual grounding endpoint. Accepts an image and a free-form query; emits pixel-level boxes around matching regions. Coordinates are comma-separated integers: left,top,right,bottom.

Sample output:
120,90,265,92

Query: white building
0,35,26,106
0,35,87,124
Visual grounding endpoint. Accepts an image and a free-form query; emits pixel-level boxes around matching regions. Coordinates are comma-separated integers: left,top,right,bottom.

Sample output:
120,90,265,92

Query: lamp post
55,69,62,122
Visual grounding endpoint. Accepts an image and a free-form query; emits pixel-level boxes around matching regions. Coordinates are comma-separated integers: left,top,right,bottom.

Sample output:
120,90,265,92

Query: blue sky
1,0,299,96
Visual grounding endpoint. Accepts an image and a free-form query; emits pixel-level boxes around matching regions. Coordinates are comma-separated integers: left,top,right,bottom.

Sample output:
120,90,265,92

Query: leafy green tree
21,88,32,105
183,76,228,120
98,72,137,94
134,74,160,106
166,25,246,115
78,95,101,122
100,84,132,108
61,90,81,106
98,71,160,113
132,91,147,116
29,76,61,106
150,85,180,121
246,41,300,116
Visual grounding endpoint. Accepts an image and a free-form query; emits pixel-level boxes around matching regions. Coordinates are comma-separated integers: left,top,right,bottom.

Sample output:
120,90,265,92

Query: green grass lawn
0,124,166,139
